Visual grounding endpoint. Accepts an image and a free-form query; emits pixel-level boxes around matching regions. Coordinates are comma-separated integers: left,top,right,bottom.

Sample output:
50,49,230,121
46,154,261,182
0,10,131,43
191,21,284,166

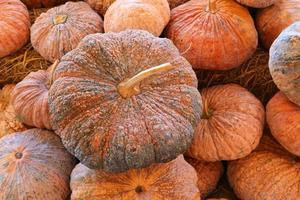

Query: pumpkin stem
206,0,218,13
117,63,176,98
15,152,23,159
48,60,59,86
202,99,213,119
53,14,68,25
135,185,145,193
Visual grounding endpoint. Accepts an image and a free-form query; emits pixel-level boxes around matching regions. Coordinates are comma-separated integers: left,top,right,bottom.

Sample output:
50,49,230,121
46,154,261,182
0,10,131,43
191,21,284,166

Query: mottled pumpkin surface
85,0,115,16
235,0,276,8
269,22,300,106
0,0,30,58
187,84,265,161
0,129,76,199
31,1,103,62
185,157,223,199
267,92,300,156
166,0,257,70
228,135,300,200
21,0,67,8
70,155,200,200
256,0,300,49
49,29,202,172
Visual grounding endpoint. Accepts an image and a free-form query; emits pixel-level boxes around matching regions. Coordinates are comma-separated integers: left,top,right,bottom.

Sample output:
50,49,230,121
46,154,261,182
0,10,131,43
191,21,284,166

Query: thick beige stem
206,0,218,13
48,60,59,86
53,14,68,25
118,63,176,98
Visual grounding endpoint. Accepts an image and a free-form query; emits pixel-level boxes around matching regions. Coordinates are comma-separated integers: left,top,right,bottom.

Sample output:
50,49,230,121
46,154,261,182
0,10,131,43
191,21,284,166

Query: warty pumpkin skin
187,84,265,161
228,135,300,200
31,1,104,63
256,0,300,49
70,155,200,200
49,29,202,172
166,0,258,70
104,0,170,37
269,22,300,106
0,128,77,200
0,0,30,58
267,92,300,156
235,0,276,8
21,0,67,8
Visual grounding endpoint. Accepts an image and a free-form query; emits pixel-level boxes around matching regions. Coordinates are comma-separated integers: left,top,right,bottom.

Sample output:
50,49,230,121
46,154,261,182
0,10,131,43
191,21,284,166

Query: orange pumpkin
228,135,300,200
166,0,257,70
0,129,76,199
187,84,265,161
0,0,30,58
31,1,103,62
235,0,276,8
256,0,300,49
85,0,115,16
104,0,170,36
70,155,200,200
21,0,67,8
267,92,300,156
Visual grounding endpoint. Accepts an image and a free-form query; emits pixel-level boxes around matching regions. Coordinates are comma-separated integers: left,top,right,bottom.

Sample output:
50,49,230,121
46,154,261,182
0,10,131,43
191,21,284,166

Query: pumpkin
256,0,300,49
0,128,76,199
187,84,265,161
85,0,115,16
267,92,300,156
0,84,26,138
21,0,66,8
228,135,300,200
11,61,58,130
185,157,223,198
104,0,170,37
235,0,276,8
166,0,257,70
168,0,190,8
70,155,200,200
49,29,202,172
0,0,30,58
269,21,300,106
31,1,104,63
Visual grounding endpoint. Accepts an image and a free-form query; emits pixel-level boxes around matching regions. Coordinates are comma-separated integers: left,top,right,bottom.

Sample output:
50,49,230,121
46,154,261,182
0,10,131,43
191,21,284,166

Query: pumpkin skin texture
185,157,223,198
0,84,26,138
21,0,66,8
267,92,300,156
228,135,300,200
269,22,300,106
0,0,30,58
49,29,202,172
104,0,170,37
85,0,115,16
166,0,257,70
0,129,77,200
11,70,51,130
256,0,300,49
31,1,104,63
187,84,265,161
235,0,276,8
70,155,200,200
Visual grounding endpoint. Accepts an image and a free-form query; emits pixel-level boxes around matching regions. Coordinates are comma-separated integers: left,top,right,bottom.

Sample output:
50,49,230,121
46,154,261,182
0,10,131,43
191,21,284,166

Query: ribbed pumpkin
49,29,202,172
228,135,300,200
31,1,103,62
0,0,30,58
0,129,76,199
0,85,26,138
235,0,276,8
85,0,115,16
267,92,300,156
256,0,300,49
21,0,66,8
269,22,300,106
166,0,257,70
104,0,170,36
186,157,223,198
70,155,200,200
187,84,265,161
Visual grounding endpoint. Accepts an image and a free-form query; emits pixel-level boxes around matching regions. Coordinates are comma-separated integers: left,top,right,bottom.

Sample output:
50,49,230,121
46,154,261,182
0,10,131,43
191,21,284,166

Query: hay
0,8,50,87
196,48,278,105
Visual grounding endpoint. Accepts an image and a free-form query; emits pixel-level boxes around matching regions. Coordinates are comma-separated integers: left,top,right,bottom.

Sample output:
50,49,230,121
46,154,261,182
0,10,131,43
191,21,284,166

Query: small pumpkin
104,0,170,36
0,84,26,138
49,29,202,172
269,21,300,105
228,135,300,200
166,0,257,70
21,0,66,8
0,128,76,199
187,84,265,161
256,0,300,49
185,157,223,198
267,92,300,156
70,155,200,200
235,0,276,8
0,0,30,58
31,1,104,62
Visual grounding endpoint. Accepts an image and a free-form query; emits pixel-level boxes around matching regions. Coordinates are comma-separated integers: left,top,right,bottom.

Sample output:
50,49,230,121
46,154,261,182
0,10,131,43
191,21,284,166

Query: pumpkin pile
1,0,300,199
